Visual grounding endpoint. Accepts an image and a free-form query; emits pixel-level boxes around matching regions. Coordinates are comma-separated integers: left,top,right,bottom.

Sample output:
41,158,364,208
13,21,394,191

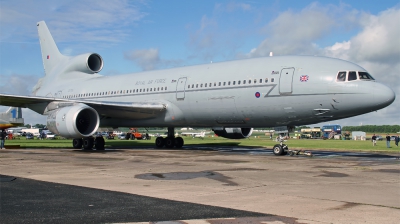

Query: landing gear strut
273,136,288,156
154,127,184,149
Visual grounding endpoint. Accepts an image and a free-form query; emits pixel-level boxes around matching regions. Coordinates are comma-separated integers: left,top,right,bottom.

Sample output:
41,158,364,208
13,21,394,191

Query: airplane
0,21,396,155
0,107,24,130
181,131,207,138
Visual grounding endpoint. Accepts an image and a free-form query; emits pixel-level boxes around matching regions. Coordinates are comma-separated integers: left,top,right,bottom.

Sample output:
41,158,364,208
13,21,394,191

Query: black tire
273,144,284,156
141,135,146,140
94,136,105,150
165,137,175,148
83,137,94,150
155,137,165,148
131,134,136,140
175,137,184,148
125,133,131,140
72,138,83,149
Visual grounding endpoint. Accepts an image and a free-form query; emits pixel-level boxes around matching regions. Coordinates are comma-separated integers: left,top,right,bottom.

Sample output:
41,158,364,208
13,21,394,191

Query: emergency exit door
279,68,295,94
176,77,187,100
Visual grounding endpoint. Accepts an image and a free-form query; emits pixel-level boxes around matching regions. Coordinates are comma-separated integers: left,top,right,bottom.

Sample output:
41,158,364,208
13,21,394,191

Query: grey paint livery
0,21,395,147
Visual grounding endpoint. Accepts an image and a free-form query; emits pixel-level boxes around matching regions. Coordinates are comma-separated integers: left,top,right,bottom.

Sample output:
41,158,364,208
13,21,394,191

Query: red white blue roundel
300,75,309,82
255,92,261,98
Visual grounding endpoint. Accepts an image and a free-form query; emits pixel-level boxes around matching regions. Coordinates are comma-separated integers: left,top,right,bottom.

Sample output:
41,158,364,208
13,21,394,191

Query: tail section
37,21,65,76
0,107,24,129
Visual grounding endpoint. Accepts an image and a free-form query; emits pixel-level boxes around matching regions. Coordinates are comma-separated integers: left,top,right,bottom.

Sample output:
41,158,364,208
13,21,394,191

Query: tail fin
0,107,24,129
37,21,65,76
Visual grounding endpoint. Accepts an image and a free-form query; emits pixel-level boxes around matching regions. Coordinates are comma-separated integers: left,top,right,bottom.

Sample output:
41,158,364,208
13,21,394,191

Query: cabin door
176,77,187,100
279,68,295,94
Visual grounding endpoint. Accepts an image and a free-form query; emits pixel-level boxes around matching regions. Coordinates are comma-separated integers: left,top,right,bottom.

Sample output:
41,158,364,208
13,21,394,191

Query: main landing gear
155,127,184,148
72,136,105,150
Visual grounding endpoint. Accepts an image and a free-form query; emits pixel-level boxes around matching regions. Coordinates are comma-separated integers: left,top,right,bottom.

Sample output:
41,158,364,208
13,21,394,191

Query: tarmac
0,146,399,223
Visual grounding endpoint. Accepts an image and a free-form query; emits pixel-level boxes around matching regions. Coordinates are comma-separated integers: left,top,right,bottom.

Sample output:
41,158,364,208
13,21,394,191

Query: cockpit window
348,71,357,81
359,72,375,80
337,71,346,82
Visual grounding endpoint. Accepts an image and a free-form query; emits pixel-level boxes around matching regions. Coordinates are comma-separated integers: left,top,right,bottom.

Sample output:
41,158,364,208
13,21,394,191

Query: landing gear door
176,77,187,100
279,68,295,94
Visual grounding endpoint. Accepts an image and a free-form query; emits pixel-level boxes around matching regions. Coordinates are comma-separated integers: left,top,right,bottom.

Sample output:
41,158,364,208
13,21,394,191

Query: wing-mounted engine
65,53,103,74
213,127,253,139
46,104,99,138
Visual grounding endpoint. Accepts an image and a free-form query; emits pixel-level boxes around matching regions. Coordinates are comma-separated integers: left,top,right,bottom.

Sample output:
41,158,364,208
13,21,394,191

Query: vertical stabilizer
37,21,64,76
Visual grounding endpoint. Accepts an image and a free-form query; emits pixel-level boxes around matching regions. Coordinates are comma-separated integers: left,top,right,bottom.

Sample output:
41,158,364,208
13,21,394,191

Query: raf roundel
255,92,261,98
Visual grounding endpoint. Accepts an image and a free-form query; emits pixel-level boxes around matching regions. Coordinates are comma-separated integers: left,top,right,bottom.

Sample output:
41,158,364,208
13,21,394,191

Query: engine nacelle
46,104,100,138
66,53,103,74
213,127,253,139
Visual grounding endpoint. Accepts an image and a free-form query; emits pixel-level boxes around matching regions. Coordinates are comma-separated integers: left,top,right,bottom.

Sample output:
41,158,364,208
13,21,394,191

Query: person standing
0,129,7,149
395,134,399,147
371,134,377,146
386,134,391,148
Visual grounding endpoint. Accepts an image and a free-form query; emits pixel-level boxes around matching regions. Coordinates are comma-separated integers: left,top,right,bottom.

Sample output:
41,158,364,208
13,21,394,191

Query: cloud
0,73,38,95
124,48,183,71
0,0,148,44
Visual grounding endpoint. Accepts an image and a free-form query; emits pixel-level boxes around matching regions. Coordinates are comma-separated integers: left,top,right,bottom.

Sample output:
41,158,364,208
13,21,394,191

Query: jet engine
66,53,103,74
213,127,253,139
46,104,99,138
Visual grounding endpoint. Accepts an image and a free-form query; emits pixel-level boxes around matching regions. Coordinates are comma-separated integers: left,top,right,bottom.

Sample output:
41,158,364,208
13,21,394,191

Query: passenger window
271,78,274,82
243,80,246,84
205,83,207,87
200,84,203,87
254,79,257,83
210,83,212,87
238,80,241,85
249,80,252,84
228,81,230,85
348,71,357,81
260,79,262,83
192,84,194,88
219,82,221,86
233,81,236,85
196,84,198,88
223,82,226,86
188,85,190,89
165,87,167,90
265,78,268,83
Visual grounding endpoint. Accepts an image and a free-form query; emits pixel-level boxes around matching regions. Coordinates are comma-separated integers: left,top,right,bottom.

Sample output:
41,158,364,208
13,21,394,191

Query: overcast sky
0,0,399,127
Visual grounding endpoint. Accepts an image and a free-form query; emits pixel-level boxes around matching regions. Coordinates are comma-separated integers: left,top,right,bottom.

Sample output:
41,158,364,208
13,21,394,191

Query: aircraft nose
373,82,396,109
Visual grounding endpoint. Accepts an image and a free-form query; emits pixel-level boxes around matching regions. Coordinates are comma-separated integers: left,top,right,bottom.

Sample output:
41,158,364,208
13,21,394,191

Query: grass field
3,135,399,153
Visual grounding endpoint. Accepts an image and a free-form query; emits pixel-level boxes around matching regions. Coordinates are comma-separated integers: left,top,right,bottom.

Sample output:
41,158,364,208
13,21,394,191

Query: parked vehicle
46,132,56,139
118,133,127,140
375,135,383,141
26,133,35,140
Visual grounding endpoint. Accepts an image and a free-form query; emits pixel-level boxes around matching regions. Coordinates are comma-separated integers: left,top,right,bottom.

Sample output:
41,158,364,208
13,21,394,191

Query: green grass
3,135,399,152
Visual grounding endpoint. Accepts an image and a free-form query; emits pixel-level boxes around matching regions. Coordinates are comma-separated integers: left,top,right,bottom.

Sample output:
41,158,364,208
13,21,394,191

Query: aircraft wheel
83,137,94,150
175,137,184,148
72,138,83,149
273,144,284,156
165,137,175,148
155,137,165,148
94,136,105,150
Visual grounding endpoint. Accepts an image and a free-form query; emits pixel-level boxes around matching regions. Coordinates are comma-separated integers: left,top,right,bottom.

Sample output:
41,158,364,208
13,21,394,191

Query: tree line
342,125,400,133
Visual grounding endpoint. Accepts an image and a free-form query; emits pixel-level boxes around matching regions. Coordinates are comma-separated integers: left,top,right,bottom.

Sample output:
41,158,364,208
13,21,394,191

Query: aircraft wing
0,94,167,119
